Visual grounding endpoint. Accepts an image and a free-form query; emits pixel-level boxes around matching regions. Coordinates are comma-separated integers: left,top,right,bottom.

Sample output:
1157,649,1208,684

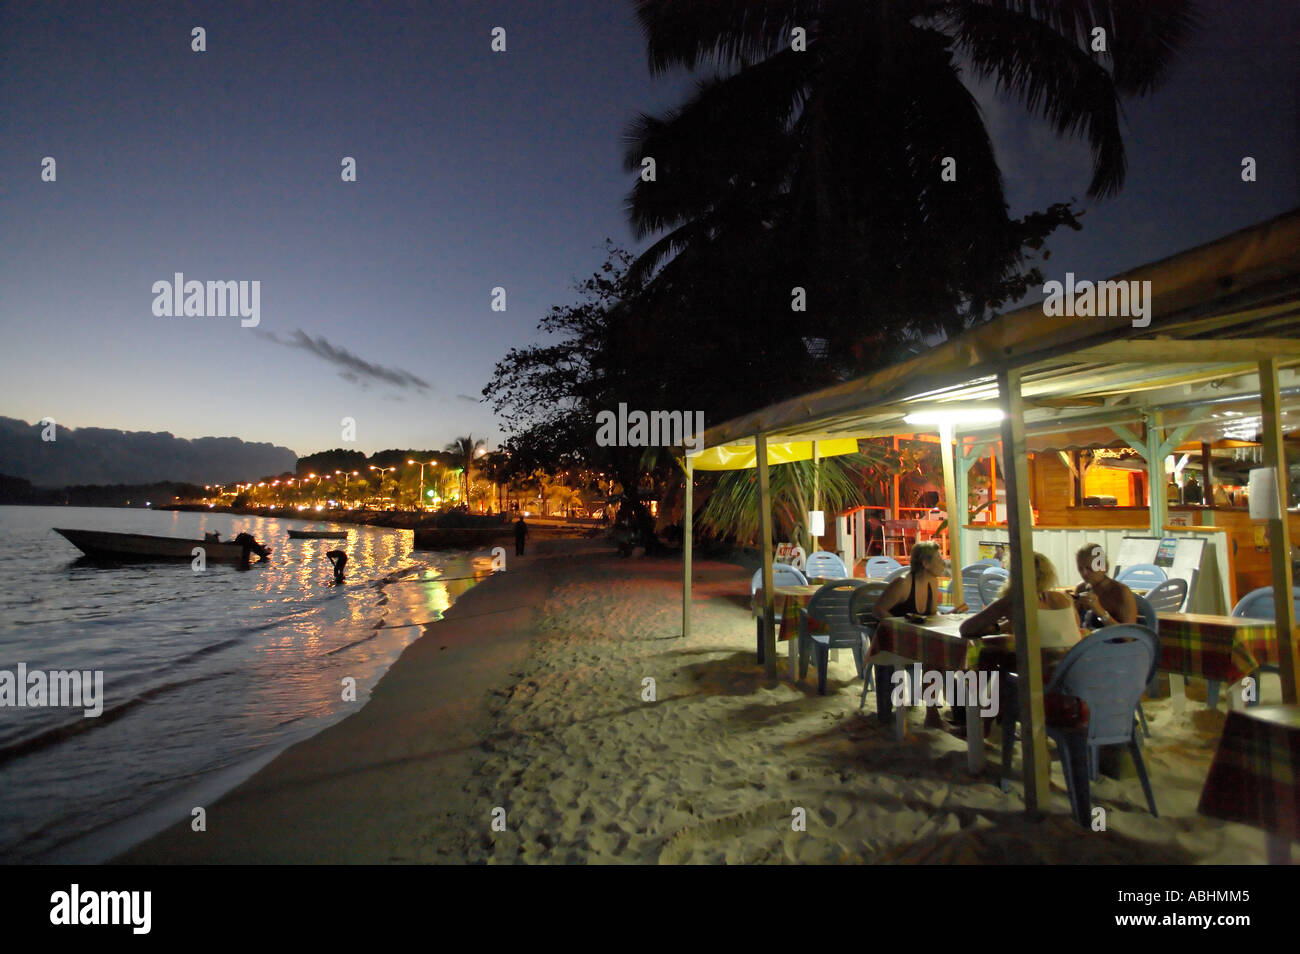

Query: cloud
260,330,431,392
456,394,480,403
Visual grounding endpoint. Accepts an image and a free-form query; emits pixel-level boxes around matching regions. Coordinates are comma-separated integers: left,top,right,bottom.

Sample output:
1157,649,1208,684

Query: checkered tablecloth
752,585,824,642
870,616,975,671
1156,613,1280,683
1198,705,1300,840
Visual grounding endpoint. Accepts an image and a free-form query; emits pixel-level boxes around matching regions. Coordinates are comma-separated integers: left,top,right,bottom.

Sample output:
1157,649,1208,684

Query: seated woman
1071,543,1137,628
873,542,966,727
874,542,967,619
959,551,1081,649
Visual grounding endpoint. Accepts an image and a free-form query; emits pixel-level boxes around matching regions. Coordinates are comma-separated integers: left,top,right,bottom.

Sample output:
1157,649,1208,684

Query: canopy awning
688,437,859,471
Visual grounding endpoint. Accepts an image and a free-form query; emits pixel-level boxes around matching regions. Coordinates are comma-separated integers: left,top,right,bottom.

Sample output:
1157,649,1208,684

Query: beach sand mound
463,546,1265,864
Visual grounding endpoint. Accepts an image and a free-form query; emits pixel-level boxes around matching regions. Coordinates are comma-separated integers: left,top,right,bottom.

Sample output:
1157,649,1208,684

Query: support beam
1258,359,1299,704
757,434,778,678
939,422,963,603
1146,413,1168,535
682,456,693,639
1074,338,1300,365
998,367,1051,816
954,437,971,563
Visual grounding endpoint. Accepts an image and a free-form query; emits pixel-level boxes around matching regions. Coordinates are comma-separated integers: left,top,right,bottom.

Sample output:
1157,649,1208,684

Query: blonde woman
959,551,1081,648
875,542,966,619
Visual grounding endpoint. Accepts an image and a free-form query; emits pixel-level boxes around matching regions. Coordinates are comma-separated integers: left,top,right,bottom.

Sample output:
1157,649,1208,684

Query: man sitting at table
1071,543,1137,628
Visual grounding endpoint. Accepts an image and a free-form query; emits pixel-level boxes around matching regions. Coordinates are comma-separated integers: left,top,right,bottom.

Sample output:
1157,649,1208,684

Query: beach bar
681,210,1300,820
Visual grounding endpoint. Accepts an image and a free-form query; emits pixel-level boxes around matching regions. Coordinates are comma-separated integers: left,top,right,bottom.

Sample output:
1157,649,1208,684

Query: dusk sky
2,0,1296,459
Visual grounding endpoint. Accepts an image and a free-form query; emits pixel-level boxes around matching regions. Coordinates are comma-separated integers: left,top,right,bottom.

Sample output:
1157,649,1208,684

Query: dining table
751,584,824,678
1198,704,1300,863
865,612,992,772
1155,613,1280,710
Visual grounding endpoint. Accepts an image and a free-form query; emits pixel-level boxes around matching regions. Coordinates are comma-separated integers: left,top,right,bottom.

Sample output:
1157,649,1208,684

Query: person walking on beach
514,516,528,556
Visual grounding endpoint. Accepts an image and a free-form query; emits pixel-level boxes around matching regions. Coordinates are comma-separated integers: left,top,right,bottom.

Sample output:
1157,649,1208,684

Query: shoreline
114,538,566,863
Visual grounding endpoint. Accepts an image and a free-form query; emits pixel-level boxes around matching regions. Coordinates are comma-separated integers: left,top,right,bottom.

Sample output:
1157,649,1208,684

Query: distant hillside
0,417,298,487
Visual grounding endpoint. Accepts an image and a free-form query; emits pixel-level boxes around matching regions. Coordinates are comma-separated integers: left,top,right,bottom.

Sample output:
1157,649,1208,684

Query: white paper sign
1248,468,1281,520
808,510,825,537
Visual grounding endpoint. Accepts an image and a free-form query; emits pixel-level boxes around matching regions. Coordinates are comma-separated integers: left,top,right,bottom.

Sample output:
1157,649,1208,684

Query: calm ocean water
0,506,489,863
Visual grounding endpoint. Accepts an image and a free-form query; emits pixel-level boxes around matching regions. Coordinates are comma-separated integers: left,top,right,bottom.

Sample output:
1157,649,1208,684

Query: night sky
2,0,1296,458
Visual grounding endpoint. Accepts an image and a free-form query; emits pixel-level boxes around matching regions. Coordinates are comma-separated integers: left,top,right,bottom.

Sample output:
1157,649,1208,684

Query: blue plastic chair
752,564,808,664
805,551,848,580
884,564,910,583
797,579,867,695
1000,626,1159,825
1132,594,1159,737
863,555,901,579
978,567,1009,608
1144,578,1188,613
850,581,890,705
1116,563,1167,589
1206,585,1300,708
960,561,999,612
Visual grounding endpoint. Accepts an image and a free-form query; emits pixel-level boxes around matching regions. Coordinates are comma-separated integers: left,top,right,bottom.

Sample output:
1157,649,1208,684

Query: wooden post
940,422,963,604
1201,441,1214,516
1146,413,1167,536
998,367,1050,815
954,437,971,565
812,440,820,551
757,435,778,678
682,456,693,639
989,452,998,524
1258,359,1298,704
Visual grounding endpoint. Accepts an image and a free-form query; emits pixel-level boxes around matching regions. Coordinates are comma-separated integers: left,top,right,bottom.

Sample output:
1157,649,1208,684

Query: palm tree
625,0,1197,352
445,435,487,506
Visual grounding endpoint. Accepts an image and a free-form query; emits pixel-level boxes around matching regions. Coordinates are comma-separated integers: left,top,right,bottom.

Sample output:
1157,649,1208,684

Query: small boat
54,528,271,563
287,529,348,540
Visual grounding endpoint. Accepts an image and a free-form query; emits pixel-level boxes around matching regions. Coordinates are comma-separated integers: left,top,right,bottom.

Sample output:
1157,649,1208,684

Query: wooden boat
287,529,348,540
53,528,271,563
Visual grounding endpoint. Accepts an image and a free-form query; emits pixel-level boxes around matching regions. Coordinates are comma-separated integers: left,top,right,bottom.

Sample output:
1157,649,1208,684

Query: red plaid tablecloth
1156,613,1280,683
1198,705,1300,840
752,585,825,642
871,616,973,671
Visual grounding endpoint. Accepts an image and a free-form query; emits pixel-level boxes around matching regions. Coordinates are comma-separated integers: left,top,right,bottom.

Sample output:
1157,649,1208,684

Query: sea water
0,506,489,862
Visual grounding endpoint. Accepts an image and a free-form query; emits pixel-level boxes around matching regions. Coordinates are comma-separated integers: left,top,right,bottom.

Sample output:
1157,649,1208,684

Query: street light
335,469,359,505
369,465,398,507
408,459,439,510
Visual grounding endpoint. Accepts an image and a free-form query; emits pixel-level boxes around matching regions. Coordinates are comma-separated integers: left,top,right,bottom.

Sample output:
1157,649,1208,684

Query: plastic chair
1000,626,1159,825
1143,577,1188,613
978,567,1009,608
752,564,808,664
884,564,910,583
960,561,1000,612
1132,594,1159,737
850,581,889,705
863,555,901,579
797,579,867,695
1115,563,1167,589
1206,585,1300,708
805,551,848,580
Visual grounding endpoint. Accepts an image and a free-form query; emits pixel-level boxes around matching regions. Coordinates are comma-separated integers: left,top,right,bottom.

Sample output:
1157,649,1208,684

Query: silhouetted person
326,549,347,584
514,517,528,556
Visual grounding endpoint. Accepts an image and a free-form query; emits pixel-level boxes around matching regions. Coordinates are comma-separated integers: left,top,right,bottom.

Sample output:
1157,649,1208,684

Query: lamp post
369,465,397,508
335,469,359,506
407,459,439,510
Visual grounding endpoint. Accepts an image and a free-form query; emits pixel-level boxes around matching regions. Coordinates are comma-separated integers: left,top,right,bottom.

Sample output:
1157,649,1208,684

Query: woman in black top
873,542,967,618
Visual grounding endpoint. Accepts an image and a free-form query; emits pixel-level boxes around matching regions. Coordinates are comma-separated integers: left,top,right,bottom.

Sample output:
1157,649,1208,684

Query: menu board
1114,535,1207,602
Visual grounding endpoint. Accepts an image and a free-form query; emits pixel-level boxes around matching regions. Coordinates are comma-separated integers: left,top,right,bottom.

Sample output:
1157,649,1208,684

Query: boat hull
53,528,269,563
287,530,348,539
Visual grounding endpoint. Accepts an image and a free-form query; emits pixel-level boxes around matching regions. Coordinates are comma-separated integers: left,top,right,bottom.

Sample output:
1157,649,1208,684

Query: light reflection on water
0,506,489,862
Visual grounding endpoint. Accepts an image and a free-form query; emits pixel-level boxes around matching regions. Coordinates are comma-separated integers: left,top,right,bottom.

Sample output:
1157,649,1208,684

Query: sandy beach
119,539,1269,864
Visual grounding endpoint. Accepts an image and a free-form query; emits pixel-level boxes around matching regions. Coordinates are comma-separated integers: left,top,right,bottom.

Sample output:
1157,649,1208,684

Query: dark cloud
260,330,431,392
456,394,480,403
